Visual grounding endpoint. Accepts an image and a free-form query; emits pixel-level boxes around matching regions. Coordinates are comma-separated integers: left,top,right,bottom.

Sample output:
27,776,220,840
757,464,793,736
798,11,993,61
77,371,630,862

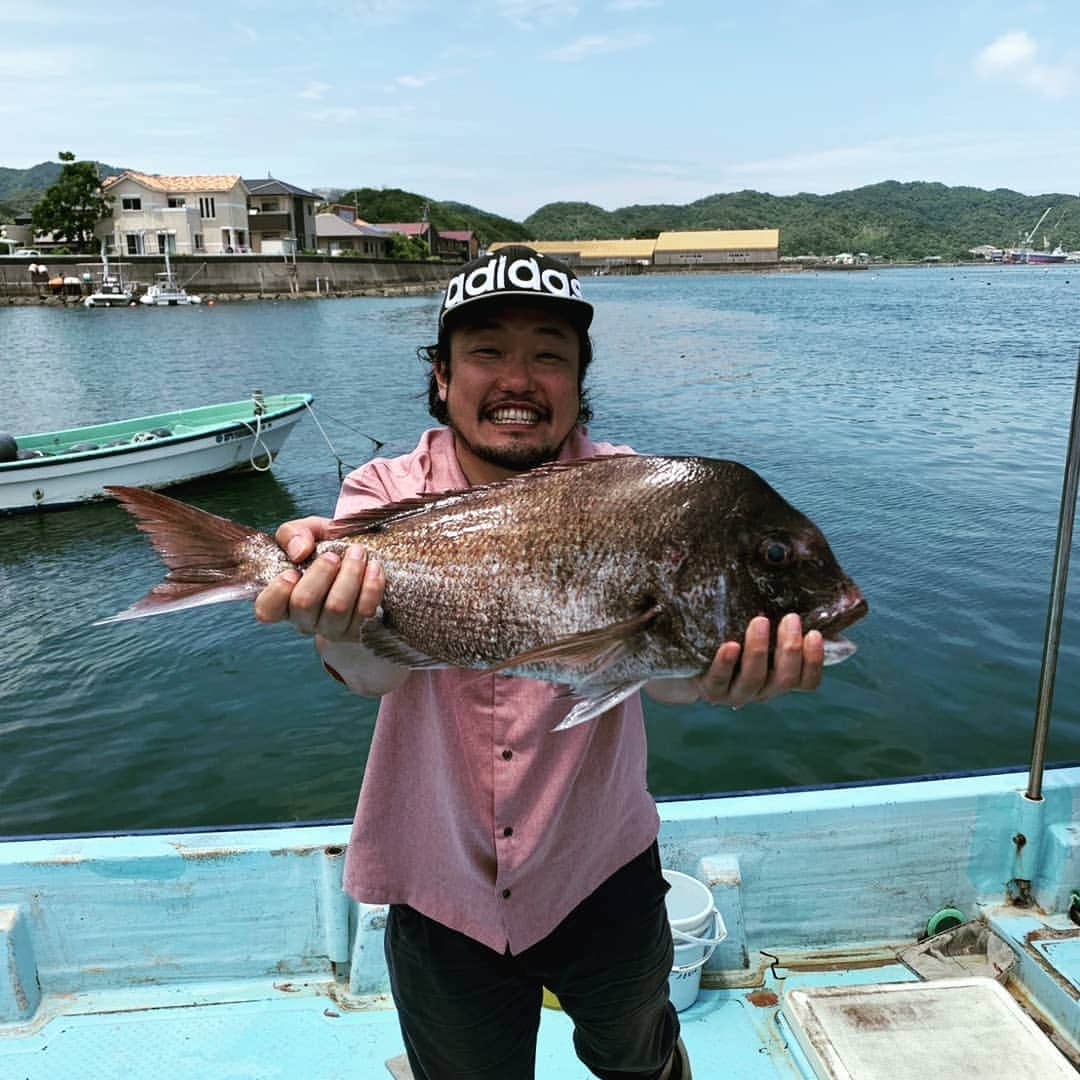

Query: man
255,246,824,1079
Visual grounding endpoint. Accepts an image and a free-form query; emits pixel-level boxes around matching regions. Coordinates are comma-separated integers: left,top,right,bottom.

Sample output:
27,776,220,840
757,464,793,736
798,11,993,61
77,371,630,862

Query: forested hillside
524,182,1080,261
338,187,532,246
0,160,128,218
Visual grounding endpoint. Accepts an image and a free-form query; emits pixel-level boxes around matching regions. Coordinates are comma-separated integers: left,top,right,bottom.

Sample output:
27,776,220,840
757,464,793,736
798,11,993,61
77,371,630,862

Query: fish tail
95,485,289,625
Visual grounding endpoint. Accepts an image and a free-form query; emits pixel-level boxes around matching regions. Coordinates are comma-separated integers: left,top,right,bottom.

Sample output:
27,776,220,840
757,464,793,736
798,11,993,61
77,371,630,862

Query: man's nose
496,353,536,390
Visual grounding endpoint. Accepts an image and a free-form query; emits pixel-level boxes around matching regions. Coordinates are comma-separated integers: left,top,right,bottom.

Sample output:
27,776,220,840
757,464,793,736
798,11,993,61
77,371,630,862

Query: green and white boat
0,392,312,513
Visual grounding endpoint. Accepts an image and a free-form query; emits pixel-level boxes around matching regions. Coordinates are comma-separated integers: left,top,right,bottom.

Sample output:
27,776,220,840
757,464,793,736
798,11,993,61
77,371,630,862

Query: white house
97,173,251,255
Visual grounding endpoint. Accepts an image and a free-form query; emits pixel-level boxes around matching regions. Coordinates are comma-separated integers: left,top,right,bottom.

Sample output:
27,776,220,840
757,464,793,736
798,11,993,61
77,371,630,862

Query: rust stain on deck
746,990,779,1007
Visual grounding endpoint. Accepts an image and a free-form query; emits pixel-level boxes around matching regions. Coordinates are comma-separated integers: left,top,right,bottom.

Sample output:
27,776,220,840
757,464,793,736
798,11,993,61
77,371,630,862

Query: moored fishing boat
81,246,138,307
0,392,312,513
139,247,202,306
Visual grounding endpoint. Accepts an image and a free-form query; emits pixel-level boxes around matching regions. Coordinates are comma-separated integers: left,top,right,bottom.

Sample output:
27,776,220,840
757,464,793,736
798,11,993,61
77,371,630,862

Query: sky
1,0,1078,221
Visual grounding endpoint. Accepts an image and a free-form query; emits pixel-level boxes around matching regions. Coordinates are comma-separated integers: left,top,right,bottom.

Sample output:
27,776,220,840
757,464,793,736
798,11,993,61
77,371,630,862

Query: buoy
207,300,215,307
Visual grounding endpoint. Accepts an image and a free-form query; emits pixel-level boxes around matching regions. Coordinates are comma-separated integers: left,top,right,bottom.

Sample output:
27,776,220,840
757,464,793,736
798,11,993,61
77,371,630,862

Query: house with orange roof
96,172,252,256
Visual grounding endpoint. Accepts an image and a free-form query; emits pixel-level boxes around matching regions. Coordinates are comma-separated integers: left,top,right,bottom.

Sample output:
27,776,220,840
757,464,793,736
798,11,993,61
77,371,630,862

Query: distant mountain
524,182,1080,261
336,187,532,246
0,160,130,216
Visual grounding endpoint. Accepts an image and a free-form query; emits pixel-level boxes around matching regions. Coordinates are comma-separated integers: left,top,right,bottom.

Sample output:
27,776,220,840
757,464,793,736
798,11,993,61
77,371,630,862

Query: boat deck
4,917,1077,1079
3,768,1079,1078
0,965,919,1079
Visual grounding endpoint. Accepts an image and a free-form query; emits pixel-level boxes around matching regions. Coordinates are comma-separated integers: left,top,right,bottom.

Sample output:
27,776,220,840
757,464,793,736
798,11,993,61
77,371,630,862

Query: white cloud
299,81,331,99
495,0,578,31
395,73,436,89
974,30,1075,98
309,106,359,123
308,103,417,124
233,22,258,41
606,0,661,9
0,47,77,79
548,31,650,62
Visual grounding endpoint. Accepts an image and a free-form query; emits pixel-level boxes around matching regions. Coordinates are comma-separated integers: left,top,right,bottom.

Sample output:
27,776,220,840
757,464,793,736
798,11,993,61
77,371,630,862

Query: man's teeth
489,407,540,424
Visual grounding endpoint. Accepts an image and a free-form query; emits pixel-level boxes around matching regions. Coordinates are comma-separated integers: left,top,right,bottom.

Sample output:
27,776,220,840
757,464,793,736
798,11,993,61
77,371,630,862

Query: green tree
31,151,113,252
386,232,431,260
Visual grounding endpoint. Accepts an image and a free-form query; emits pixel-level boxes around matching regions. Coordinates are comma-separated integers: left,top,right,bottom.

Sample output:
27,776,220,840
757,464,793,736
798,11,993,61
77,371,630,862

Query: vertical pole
1027,350,1080,800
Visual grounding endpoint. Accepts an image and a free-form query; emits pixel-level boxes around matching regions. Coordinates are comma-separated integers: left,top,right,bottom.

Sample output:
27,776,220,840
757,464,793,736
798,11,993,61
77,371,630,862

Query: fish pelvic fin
483,605,661,678
552,680,649,731
360,619,450,670
96,485,286,624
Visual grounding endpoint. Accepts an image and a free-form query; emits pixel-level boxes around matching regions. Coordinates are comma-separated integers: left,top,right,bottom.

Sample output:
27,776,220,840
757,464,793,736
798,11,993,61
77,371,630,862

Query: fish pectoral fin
483,605,661,677
551,680,649,731
360,620,449,670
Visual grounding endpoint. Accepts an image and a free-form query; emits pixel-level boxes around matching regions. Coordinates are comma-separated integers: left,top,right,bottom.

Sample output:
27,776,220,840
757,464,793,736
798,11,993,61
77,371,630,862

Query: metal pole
1027,349,1080,800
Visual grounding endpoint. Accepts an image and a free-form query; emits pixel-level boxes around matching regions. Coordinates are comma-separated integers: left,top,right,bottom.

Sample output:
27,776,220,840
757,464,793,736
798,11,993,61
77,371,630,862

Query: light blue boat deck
3,766,1079,1078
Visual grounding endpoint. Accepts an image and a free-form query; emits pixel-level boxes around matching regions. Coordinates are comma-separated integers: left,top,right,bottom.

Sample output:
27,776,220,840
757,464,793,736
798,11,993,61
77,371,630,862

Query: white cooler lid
780,976,1074,1079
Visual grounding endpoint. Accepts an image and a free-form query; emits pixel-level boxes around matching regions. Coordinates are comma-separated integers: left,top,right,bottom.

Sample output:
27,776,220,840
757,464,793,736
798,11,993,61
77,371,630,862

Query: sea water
0,264,1077,834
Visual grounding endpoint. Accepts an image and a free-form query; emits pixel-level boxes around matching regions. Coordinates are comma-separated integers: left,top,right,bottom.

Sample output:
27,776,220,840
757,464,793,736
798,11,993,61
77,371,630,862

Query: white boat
0,392,312,513
82,246,137,307
140,247,202,306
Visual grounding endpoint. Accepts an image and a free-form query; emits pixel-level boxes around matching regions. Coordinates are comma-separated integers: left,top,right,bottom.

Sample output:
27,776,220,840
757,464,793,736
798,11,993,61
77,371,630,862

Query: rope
238,412,274,472
303,399,385,481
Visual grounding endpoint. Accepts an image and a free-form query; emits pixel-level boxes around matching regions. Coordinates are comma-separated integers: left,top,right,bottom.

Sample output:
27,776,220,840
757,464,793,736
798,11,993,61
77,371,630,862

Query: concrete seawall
0,255,453,304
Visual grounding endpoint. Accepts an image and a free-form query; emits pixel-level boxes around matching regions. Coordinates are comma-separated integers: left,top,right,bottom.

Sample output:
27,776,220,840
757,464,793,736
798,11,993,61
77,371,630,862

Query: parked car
13,248,41,256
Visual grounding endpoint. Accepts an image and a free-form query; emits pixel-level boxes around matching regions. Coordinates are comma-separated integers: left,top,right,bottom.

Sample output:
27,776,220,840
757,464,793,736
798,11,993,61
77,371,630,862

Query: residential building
373,221,434,253
435,230,478,260
315,213,393,257
243,178,319,254
98,173,251,255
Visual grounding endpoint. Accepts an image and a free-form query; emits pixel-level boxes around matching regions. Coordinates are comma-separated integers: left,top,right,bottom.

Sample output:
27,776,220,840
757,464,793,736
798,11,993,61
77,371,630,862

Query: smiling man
255,246,824,1080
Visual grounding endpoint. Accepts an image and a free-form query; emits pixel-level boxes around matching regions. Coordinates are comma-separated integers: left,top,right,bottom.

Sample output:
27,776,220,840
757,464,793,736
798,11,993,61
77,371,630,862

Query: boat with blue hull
1,764,1078,1078
0,392,313,513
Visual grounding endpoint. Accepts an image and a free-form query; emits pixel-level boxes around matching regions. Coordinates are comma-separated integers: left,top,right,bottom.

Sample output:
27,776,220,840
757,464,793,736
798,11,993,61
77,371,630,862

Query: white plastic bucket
663,869,727,1012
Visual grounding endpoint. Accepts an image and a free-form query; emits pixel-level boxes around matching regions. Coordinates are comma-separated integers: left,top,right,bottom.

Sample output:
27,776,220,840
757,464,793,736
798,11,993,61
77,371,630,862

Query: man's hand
644,613,825,708
253,516,385,642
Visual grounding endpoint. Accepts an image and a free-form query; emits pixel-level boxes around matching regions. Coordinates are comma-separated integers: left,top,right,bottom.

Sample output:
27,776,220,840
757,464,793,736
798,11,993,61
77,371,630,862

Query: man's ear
433,358,449,402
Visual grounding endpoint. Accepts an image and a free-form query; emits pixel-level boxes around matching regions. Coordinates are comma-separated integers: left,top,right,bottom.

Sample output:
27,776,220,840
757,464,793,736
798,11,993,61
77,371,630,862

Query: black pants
384,842,679,1080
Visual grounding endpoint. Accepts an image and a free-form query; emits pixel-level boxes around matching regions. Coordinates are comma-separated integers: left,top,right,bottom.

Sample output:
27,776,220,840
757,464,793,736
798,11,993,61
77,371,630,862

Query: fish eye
761,539,794,566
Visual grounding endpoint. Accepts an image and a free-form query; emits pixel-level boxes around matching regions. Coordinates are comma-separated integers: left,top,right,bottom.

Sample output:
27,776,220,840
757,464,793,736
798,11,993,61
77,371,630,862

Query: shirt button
502,888,512,899
501,749,513,761
503,827,513,838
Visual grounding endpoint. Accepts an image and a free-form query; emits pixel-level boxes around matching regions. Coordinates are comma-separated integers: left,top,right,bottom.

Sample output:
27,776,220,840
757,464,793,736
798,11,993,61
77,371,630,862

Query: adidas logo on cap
440,246,593,329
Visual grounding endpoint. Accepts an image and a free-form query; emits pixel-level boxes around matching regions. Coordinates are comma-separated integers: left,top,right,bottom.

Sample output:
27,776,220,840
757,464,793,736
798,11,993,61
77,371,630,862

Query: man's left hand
644,613,824,708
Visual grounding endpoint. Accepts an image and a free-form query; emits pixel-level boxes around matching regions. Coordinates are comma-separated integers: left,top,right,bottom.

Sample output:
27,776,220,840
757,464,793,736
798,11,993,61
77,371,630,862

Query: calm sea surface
1,266,1078,836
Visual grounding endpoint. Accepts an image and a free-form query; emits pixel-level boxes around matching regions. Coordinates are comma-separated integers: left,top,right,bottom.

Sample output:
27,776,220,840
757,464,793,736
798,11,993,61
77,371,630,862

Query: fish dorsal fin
483,604,661,677
360,619,450,669
325,455,639,538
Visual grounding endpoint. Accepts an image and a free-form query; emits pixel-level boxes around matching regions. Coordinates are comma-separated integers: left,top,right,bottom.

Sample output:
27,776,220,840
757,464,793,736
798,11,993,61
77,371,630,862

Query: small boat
82,246,137,307
0,392,312,513
140,247,202,306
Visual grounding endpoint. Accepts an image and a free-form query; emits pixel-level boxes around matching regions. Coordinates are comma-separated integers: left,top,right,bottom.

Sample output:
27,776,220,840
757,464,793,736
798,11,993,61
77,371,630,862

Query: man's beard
450,425,567,473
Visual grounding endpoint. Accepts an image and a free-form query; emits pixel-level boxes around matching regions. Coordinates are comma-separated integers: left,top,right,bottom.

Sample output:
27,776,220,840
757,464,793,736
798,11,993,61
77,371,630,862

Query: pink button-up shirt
337,426,660,954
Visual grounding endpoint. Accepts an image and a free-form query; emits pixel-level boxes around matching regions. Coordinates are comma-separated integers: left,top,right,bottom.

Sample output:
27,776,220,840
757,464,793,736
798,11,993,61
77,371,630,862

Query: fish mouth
481,402,550,426
805,592,868,666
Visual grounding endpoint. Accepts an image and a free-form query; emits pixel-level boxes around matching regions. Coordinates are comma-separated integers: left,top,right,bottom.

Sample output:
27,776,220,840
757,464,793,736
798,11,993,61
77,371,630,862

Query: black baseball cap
439,245,593,331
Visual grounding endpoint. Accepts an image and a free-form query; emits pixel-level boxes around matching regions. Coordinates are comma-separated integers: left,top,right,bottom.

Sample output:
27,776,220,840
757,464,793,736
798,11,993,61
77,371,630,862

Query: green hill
524,182,1080,261
0,160,129,216
337,187,532,247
